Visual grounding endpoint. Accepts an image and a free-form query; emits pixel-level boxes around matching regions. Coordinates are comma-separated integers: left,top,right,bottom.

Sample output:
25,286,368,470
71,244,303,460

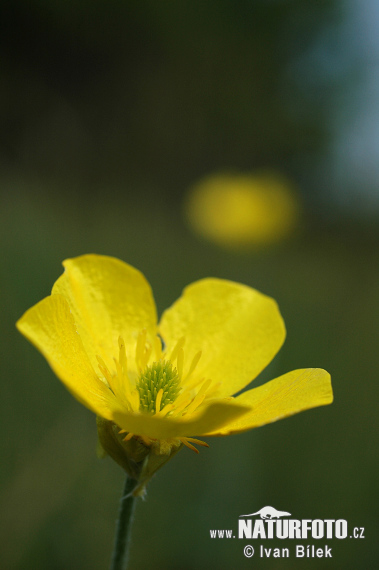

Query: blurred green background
1,1,378,568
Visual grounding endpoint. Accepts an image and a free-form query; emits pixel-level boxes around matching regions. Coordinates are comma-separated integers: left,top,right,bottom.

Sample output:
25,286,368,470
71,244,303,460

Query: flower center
136,360,181,414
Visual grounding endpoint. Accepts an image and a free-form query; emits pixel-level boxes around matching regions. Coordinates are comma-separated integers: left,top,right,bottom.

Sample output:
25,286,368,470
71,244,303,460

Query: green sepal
96,416,150,480
96,417,183,496
96,437,107,459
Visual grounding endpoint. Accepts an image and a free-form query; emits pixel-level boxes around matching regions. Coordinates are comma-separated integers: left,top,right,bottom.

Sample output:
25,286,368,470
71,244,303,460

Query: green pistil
136,360,180,414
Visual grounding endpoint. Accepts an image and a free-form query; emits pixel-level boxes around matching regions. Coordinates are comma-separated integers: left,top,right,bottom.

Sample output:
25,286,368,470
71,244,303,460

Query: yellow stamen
184,437,209,448
130,388,140,411
96,355,114,387
170,336,185,361
184,350,202,380
182,372,208,393
177,347,184,378
113,357,123,383
196,378,212,399
170,398,192,417
136,329,147,369
185,394,206,415
156,402,175,417
179,437,209,453
142,342,152,370
180,438,199,453
154,335,162,361
184,379,212,415
107,357,132,411
155,388,163,413
97,355,133,411
122,432,134,442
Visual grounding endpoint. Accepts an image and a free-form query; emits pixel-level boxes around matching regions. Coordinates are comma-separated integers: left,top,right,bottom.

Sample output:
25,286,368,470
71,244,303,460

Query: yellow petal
111,400,250,440
16,294,118,420
203,368,333,436
159,278,286,398
52,254,157,373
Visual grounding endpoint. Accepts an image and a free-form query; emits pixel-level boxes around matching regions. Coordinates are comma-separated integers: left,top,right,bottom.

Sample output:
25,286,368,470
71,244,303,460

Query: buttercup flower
185,171,300,249
16,255,332,495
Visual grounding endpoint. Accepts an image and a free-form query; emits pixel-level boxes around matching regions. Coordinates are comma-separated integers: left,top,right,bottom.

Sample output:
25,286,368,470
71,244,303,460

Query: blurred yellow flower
16,255,332,493
185,171,300,249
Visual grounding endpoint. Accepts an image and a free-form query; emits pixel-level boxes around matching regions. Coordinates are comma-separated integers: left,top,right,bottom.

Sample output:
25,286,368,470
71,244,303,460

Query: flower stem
110,476,137,570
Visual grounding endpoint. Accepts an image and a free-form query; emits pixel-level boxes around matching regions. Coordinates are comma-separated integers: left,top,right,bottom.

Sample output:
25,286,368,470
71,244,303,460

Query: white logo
209,504,365,561
240,506,291,520
238,507,348,540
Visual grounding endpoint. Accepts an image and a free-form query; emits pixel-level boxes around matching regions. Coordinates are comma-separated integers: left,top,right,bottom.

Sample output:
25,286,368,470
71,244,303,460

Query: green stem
110,476,137,570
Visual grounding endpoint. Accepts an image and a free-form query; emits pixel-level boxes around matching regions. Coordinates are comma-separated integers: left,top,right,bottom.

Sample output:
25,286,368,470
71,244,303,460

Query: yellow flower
184,171,300,249
16,255,332,494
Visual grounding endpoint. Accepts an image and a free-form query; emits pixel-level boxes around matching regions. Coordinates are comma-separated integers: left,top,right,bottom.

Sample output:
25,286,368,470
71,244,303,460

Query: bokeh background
1,1,378,568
